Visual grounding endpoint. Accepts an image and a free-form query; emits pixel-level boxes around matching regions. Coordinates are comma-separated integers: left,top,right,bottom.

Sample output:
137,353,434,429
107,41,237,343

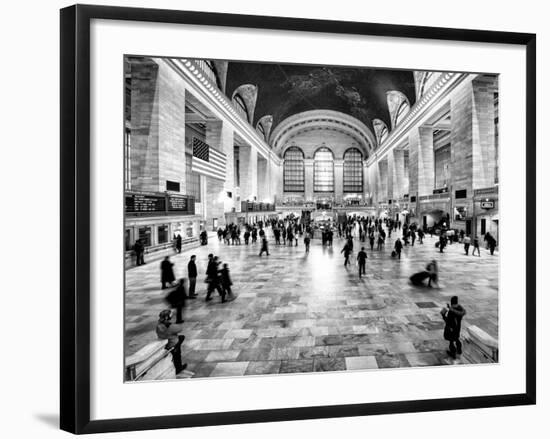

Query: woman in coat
160,256,176,289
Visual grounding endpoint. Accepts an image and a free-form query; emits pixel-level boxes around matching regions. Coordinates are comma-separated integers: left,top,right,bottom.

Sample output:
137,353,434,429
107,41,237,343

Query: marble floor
125,227,499,380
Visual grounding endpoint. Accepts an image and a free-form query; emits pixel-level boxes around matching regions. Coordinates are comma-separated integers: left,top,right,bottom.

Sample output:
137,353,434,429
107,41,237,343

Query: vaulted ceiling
225,62,416,134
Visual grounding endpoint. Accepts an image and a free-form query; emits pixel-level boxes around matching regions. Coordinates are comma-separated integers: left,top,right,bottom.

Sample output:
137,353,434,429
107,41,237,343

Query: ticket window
138,226,152,247
157,224,169,244
185,222,194,238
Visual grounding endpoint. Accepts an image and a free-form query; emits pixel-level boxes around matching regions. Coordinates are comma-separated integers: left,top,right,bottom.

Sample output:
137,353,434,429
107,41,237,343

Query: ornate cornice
162,58,282,165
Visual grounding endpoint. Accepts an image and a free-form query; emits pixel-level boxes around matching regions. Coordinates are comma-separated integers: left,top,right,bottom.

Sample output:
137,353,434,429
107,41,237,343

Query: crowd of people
144,213,497,374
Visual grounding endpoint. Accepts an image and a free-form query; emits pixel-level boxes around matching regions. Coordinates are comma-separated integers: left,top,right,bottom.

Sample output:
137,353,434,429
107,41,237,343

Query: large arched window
283,147,305,192
314,147,334,192
343,148,363,193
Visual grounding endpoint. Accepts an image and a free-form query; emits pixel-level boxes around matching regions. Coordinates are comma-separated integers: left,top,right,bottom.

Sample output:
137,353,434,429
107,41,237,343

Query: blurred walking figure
220,263,236,302
160,256,176,289
426,259,438,288
440,296,467,359
357,247,367,278
259,237,270,256
485,232,497,255
394,237,403,259
341,242,352,267
463,235,471,255
164,278,187,323
472,236,481,256
304,233,311,253
205,255,224,302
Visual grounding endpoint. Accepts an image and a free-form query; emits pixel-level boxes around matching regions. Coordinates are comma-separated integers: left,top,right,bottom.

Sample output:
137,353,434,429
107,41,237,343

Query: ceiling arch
270,109,376,158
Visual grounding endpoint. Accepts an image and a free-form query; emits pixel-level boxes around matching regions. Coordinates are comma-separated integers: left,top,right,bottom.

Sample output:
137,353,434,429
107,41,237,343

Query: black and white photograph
124,57,500,381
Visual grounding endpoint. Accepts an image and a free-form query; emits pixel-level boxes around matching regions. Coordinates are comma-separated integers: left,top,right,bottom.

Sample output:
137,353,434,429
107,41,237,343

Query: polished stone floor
125,226,498,379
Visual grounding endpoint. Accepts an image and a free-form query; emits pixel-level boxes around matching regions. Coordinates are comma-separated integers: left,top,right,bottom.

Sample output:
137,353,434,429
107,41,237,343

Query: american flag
191,137,226,181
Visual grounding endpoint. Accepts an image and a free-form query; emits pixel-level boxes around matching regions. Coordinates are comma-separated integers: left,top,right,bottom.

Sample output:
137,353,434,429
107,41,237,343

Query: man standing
187,255,198,298
133,239,145,266
357,247,367,278
394,237,403,259
440,296,467,359
175,234,182,253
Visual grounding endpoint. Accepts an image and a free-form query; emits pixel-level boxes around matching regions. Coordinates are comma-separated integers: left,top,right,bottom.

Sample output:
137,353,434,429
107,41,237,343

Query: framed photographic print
60,4,536,434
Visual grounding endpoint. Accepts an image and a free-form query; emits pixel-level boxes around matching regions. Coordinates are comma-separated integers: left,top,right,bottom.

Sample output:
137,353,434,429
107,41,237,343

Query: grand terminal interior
124,57,499,380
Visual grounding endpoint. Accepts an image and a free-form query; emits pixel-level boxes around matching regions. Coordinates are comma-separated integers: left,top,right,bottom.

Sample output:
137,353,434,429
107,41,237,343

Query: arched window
314,147,334,192
343,148,363,193
283,147,305,192
233,94,248,121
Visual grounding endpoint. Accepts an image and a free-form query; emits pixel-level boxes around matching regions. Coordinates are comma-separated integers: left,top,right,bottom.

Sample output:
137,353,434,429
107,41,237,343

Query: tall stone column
257,155,269,202
377,158,388,202
393,149,406,200
450,81,473,196
472,76,497,189
239,144,258,201
386,152,395,201
363,161,370,204
304,158,314,202
129,59,187,193
271,159,283,204
412,126,434,197
334,159,344,204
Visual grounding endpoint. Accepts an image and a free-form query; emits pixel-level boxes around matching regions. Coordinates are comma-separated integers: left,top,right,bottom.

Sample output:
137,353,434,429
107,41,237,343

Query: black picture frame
60,4,536,434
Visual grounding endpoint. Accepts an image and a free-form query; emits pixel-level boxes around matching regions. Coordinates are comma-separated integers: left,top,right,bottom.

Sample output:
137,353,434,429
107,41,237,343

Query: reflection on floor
125,227,498,379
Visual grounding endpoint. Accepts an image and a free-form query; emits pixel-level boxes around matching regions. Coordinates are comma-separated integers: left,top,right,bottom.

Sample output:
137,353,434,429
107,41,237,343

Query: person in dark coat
304,233,311,253
160,256,176,289
165,278,187,323
472,236,481,256
133,239,145,266
341,243,352,267
175,234,182,253
369,233,375,251
205,255,224,302
259,237,270,256
220,263,235,302
156,309,187,374
357,247,367,277
187,255,198,298
394,237,403,259
439,234,447,253
485,232,497,255
417,228,424,244
440,296,467,359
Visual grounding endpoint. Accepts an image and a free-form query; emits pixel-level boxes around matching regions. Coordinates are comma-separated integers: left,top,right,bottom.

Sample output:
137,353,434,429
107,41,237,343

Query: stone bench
463,325,499,363
125,341,176,381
